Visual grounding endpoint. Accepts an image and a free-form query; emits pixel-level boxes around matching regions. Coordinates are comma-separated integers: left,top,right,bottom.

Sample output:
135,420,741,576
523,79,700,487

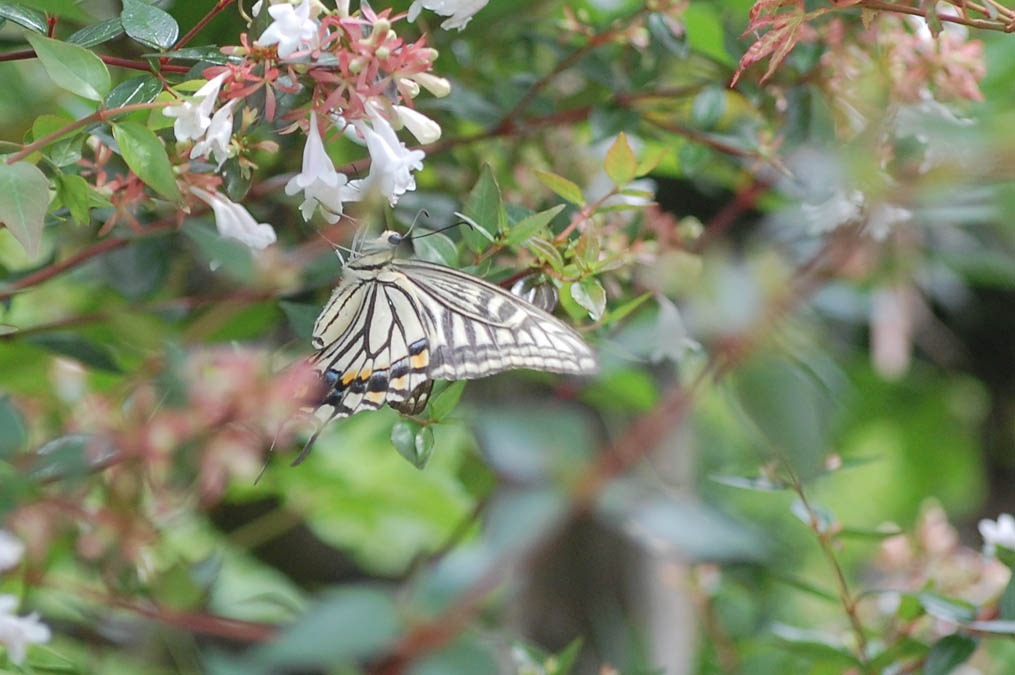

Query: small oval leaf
26,33,111,101
112,121,181,201
121,0,180,51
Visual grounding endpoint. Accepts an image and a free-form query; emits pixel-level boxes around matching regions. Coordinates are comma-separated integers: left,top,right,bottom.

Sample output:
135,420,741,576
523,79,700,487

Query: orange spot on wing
360,369,372,381
410,352,428,369
342,371,357,385
365,390,385,404
391,375,408,390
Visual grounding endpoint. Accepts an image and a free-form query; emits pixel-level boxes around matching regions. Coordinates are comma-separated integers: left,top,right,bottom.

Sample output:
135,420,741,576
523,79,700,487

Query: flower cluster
159,0,469,250
0,531,50,665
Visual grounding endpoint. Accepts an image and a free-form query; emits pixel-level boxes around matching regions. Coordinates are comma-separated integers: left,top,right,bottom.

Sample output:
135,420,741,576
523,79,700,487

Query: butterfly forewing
393,259,599,380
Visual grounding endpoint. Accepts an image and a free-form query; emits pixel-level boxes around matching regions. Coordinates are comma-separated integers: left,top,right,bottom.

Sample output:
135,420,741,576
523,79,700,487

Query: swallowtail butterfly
297,230,598,464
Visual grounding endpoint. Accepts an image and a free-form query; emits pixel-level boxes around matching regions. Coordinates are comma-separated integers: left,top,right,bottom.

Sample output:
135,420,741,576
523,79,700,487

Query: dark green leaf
279,301,318,340
0,161,50,257
99,237,169,299
923,634,977,675
691,86,726,130
462,164,505,252
148,45,229,64
430,381,465,421
28,332,121,372
0,2,46,33
121,0,179,50
112,121,181,201
505,204,565,246
26,33,110,100
604,291,652,325
0,396,27,458
105,75,162,109
30,434,104,481
221,156,252,202
67,17,124,48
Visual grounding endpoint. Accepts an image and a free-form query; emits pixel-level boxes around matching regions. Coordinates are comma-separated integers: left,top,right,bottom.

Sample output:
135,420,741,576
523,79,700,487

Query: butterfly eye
312,337,324,349
388,233,402,245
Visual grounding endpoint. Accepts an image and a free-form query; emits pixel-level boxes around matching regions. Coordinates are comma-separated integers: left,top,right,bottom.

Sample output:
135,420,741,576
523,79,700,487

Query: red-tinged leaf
732,1,828,86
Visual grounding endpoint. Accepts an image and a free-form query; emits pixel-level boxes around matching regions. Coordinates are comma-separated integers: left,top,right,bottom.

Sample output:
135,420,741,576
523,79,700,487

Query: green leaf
914,592,978,623
505,204,565,246
682,3,733,66
430,381,466,421
569,278,606,320
790,498,836,535
1001,572,1015,620
31,434,100,481
0,161,50,257
146,45,229,64
0,2,46,32
0,396,27,458
28,332,121,372
99,237,168,299
279,301,319,340
55,173,96,225
549,637,583,675
121,0,179,50
524,236,564,273
183,221,254,283
462,164,505,252
26,33,110,101
963,619,1015,634
604,132,637,186
691,86,726,130
67,17,124,48
105,75,162,108
391,420,435,469
112,121,181,201
923,634,977,675
31,113,83,166
534,170,585,206
732,355,832,479
412,228,458,266
769,623,862,666
604,291,652,325
249,586,402,670
710,474,788,491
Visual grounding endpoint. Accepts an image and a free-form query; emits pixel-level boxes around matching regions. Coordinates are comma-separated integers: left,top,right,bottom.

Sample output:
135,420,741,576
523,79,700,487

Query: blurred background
0,0,1013,673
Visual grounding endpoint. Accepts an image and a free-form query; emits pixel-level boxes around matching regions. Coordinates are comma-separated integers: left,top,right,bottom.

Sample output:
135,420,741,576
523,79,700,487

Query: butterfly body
299,230,598,463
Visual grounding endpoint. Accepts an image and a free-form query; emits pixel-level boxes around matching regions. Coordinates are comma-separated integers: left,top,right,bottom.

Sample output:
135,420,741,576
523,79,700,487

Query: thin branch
173,0,236,52
783,463,871,669
0,49,189,73
858,0,1015,31
8,100,176,165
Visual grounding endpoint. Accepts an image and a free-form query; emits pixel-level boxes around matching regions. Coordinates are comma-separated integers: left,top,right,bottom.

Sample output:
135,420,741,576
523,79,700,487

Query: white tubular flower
0,596,50,666
0,531,23,572
190,187,277,250
351,107,425,206
284,111,360,223
979,513,1015,556
190,99,238,168
164,73,227,143
407,0,489,30
394,105,441,144
409,72,451,98
255,0,319,59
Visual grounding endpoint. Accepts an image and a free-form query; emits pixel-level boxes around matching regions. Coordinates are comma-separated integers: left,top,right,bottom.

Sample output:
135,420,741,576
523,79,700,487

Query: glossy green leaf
147,45,229,64
569,278,606,320
105,75,162,109
121,0,179,50
67,17,124,47
0,2,46,32
604,132,637,186
392,420,435,469
505,204,565,246
462,164,505,252
923,634,977,675
430,381,466,421
112,121,181,201
534,169,585,206
26,33,110,101
0,161,50,257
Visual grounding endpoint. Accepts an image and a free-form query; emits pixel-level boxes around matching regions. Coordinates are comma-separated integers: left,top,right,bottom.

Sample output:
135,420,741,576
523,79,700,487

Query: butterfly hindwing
393,259,599,380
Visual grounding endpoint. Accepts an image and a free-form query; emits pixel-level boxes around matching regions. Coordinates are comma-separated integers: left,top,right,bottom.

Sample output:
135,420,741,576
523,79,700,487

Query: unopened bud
412,72,451,98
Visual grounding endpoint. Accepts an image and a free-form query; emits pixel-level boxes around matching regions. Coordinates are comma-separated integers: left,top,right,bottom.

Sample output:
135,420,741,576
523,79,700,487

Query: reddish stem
0,48,189,73
173,0,236,51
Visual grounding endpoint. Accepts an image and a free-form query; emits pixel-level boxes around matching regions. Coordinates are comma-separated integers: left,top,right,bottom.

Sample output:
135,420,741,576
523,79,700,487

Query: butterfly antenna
411,218,472,241
256,420,288,484
405,209,430,238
